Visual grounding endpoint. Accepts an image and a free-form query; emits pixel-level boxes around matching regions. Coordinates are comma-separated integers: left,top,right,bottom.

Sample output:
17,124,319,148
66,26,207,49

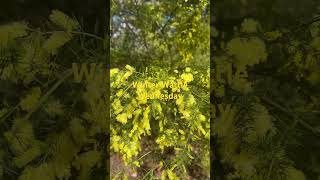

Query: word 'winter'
132,80,188,89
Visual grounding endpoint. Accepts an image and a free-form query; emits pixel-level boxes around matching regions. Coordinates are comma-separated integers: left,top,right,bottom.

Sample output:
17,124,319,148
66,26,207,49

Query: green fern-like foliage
212,15,320,179
0,10,107,179
43,32,73,55
0,22,28,47
49,10,80,31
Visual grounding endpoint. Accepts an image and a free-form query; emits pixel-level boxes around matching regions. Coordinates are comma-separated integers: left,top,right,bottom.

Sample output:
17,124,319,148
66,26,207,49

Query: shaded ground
111,137,209,179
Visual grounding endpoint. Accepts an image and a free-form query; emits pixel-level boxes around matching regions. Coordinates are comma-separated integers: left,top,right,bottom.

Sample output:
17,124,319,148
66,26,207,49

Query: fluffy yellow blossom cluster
110,65,210,178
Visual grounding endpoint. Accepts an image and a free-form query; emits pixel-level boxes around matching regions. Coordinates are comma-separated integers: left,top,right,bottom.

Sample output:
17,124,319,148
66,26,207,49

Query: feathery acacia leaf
49,10,79,31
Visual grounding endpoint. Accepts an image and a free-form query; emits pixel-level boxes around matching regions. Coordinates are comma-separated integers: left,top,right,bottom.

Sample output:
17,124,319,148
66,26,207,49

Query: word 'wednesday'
137,92,182,101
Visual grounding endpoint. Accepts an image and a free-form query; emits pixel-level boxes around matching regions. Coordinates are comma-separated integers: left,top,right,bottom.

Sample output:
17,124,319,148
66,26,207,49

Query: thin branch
261,96,320,136
23,69,73,121
27,28,104,41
